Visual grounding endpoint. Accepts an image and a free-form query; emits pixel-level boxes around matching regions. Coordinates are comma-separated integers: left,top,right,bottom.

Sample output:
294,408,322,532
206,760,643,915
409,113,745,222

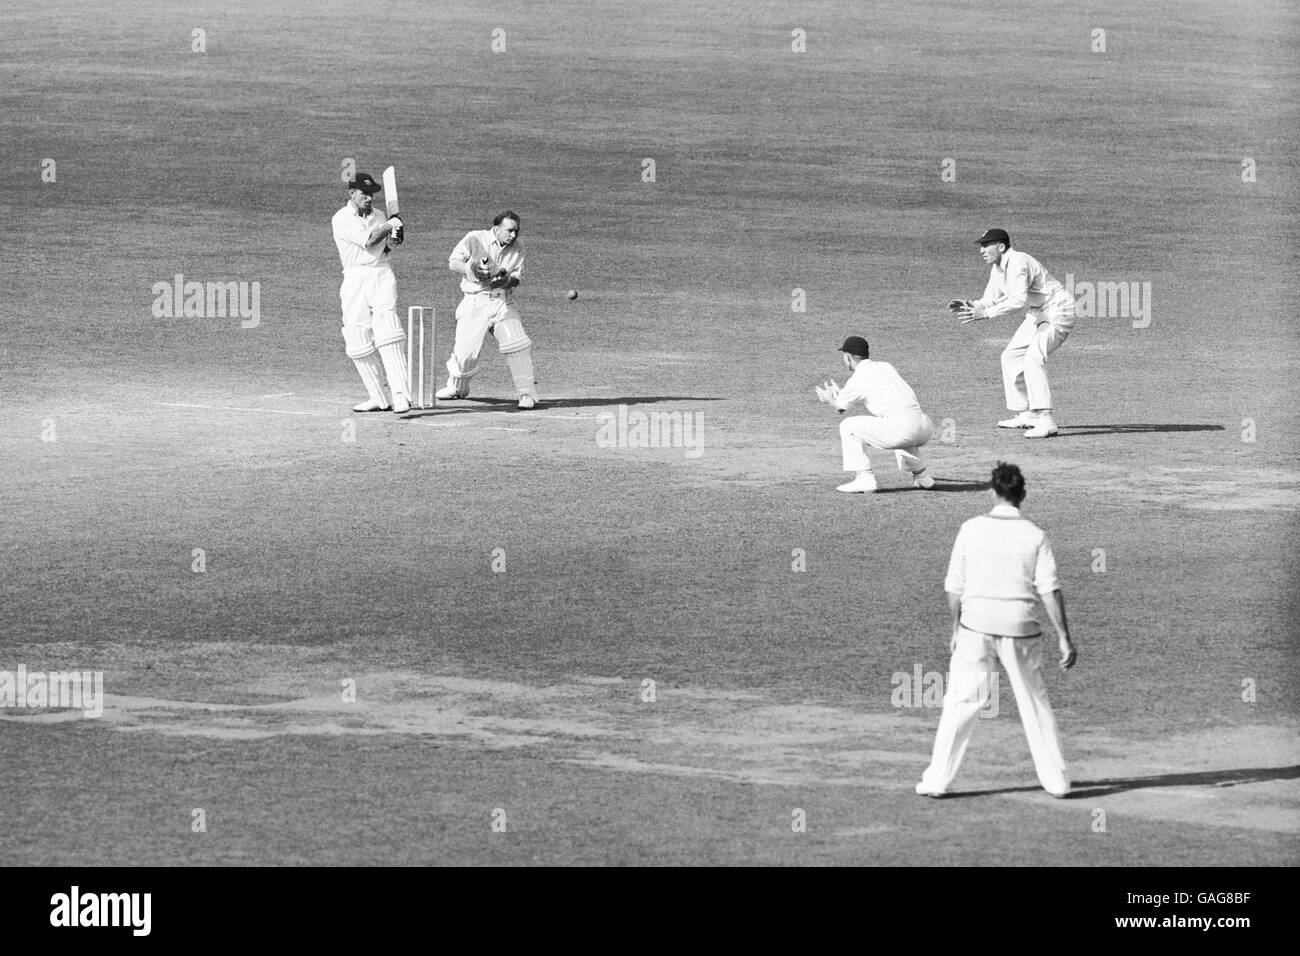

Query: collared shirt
332,204,392,270
450,229,525,295
944,503,1061,637
973,248,1069,323
835,359,923,416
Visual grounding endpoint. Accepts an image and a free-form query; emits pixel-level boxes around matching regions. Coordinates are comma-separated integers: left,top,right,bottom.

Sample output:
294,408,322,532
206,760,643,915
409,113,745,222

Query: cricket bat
382,166,399,217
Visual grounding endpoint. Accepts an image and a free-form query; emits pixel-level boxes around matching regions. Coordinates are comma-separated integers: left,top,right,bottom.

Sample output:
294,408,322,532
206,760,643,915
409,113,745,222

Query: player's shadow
404,396,725,417
936,764,1300,799
876,479,989,494
1054,424,1226,437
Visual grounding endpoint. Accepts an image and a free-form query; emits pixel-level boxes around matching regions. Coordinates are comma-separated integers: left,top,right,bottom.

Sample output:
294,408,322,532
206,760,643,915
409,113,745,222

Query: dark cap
838,336,869,358
975,228,1010,247
348,173,382,194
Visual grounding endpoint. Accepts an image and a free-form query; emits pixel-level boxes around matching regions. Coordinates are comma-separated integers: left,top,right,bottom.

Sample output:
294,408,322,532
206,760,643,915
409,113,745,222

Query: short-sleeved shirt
944,503,1060,637
449,229,525,295
332,204,392,270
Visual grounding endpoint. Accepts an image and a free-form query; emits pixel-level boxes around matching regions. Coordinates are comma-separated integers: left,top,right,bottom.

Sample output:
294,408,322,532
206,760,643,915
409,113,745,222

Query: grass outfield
1,0,1297,866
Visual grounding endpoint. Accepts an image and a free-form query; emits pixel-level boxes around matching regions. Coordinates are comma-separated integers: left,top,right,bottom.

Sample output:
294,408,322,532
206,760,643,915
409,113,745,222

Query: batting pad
493,316,532,355
377,342,409,399
341,325,376,359
350,351,386,405
371,308,404,347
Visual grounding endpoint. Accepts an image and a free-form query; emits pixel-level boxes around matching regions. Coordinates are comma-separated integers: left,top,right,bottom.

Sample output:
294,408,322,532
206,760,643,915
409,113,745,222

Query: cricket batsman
331,172,410,413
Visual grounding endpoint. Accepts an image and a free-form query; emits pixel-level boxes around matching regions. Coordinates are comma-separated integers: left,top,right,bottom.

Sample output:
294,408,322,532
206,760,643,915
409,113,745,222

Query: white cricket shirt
973,249,1072,328
835,360,923,416
944,503,1061,637
450,229,525,295
332,204,391,270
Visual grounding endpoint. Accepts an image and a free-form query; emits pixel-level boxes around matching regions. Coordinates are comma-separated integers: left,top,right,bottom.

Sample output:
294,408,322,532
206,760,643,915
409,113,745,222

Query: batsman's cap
348,173,382,194
838,335,869,358
975,227,1010,247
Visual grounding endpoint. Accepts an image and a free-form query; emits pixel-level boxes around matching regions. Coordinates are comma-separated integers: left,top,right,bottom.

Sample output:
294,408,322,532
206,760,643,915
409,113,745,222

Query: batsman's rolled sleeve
451,228,525,295
945,504,1060,637
332,205,391,270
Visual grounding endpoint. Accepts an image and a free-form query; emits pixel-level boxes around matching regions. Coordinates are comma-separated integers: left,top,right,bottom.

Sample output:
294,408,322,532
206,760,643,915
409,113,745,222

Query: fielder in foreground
814,336,936,493
916,462,1077,798
331,173,409,413
948,228,1076,438
436,211,538,409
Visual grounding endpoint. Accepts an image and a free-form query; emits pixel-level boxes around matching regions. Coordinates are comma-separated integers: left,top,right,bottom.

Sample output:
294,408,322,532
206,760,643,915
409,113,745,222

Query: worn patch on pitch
8,645,1295,835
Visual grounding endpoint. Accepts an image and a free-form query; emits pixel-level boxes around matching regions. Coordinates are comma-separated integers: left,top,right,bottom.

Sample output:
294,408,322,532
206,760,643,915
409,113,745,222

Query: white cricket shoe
914,782,946,799
435,385,467,400
836,474,879,493
1025,416,1060,439
997,411,1038,428
352,398,391,413
518,395,537,410
392,394,411,414
912,469,935,489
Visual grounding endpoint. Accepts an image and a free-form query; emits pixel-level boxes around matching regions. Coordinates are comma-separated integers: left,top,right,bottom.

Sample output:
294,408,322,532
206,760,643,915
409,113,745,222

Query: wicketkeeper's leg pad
439,352,477,397
492,317,537,399
493,316,532,355
446,352,478,381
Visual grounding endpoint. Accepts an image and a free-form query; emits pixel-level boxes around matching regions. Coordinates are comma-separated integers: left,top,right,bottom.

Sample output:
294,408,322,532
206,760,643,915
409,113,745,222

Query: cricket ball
566,290,578,300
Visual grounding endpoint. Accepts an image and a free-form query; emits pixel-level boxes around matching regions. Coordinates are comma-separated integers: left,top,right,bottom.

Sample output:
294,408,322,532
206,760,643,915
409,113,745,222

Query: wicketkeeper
436,211,538,410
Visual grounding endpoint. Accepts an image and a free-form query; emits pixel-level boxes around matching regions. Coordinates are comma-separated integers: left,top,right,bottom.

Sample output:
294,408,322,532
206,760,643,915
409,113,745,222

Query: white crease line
158,402,325,417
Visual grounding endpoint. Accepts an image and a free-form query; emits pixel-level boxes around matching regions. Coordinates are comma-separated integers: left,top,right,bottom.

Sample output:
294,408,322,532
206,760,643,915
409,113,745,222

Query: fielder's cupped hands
813,379,840,406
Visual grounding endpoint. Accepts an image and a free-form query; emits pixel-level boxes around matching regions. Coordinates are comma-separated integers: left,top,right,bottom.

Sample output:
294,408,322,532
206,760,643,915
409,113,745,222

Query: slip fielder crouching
815,336,936,494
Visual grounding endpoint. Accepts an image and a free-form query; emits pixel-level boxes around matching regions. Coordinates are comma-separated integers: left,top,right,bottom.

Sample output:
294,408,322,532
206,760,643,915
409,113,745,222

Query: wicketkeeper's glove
947,299,970,313
470,258,494,282
955,303,988,324
488,268,511,288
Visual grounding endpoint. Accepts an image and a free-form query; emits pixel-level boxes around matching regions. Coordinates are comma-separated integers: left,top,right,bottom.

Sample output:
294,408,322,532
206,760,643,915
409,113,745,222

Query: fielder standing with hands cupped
949,229,1076,438
916,462,1077,799
436,211,539,409
331,173,410,413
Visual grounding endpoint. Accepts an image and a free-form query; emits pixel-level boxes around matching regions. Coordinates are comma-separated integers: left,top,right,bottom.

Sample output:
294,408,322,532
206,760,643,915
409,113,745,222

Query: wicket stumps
405,306,435,409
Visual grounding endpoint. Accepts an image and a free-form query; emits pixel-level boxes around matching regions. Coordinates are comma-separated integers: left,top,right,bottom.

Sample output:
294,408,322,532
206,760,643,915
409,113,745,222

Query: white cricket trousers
919,626,1070,795
840,409,933,474
1001,291,1074,412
